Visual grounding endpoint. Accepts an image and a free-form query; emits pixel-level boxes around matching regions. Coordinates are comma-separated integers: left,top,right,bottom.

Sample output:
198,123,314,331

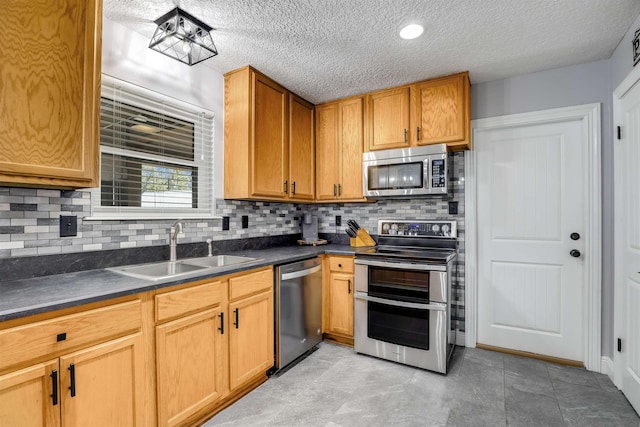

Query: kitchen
1,1,640,426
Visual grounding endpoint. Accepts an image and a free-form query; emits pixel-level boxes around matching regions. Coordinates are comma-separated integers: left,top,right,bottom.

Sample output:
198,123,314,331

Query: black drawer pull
68,364,76,397
233,308,239,329
56,333,66,342
218,312,225,334
50,370,58,405
348,279,351,294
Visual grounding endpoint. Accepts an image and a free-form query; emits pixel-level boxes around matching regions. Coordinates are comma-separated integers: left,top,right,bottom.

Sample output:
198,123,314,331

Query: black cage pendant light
149,7,218,66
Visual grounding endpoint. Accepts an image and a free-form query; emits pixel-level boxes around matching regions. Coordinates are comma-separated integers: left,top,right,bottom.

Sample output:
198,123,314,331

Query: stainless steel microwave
362,144,449,198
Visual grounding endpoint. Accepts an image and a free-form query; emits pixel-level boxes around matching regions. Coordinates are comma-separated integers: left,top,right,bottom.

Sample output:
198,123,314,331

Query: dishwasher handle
281,264,322,281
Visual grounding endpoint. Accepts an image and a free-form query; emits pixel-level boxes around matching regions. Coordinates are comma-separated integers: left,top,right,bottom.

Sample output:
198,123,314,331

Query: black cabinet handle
338,263,342,268
68,364,76,397
417,127,420,141
403,128,407,144
292,181,296,195
348,279,351,294
333,184,337,197
338,184,342,196
50,370,58,406
233,308,239,329
284,180,288,194
218,312,225,334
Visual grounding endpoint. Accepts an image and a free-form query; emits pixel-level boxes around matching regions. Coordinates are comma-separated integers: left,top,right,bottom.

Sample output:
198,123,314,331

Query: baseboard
601,356,614,379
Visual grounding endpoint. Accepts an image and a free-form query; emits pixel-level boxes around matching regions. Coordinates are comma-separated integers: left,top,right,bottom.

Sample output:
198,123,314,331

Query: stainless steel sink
107,255,260,282
182,255,258,268
107,260,208,281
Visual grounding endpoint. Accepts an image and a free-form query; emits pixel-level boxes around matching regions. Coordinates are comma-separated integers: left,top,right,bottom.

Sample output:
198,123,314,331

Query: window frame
86,75,216,221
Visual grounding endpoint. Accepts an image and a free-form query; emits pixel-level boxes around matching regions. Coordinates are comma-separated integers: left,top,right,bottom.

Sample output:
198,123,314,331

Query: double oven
354,220,457,374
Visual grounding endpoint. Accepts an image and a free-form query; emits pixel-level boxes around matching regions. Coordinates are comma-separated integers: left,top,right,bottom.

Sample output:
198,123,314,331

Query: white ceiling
104,0,640,104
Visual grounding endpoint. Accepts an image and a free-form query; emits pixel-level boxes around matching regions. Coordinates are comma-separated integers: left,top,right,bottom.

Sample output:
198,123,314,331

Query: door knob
570,233,580,240
570,249,581,258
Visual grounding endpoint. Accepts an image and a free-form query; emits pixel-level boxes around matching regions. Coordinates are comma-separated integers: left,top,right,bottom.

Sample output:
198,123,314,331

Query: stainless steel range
354,219,457,374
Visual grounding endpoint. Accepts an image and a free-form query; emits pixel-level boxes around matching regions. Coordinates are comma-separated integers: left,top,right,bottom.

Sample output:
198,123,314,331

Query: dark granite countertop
0,244,358,322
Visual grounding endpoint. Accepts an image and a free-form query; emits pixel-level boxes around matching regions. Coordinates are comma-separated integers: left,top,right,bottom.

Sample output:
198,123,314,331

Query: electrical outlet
60,215,77,237
448,201,458,215
335,215,342,226
242,215,248,229
222,216,230,230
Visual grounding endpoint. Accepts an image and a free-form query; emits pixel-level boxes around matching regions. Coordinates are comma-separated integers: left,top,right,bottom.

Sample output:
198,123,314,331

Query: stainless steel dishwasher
274,257,323,370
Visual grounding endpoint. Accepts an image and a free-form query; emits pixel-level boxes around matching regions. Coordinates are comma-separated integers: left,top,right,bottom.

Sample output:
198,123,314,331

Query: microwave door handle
354,292,446,311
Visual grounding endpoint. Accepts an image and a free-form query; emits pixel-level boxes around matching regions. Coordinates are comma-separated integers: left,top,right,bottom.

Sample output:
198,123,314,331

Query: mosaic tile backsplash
0,153,465,330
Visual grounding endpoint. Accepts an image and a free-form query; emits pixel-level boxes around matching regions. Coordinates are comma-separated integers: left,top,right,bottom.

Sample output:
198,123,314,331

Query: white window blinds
90,76,215,219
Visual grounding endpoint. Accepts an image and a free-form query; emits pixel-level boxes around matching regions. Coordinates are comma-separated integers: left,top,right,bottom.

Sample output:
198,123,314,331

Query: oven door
354,292,449,373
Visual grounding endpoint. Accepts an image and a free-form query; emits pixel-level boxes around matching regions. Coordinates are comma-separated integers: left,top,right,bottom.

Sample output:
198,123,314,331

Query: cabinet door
413,73,469,147
339,98,365,200
289,94,315,201
328,273,354,337
0,0,101,188
251,72,288,199
228,291,274,391
366,87,410,151
60,333,144,427
156,308,225,427
315,103,340,201
0,360,60,427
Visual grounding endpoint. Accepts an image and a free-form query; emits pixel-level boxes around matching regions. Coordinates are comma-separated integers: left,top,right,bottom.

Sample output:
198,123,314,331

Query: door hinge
617,126,622,140
618,337,622,352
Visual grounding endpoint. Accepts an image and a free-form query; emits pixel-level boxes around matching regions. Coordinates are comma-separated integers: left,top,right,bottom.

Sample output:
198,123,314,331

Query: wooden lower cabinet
153,267,274,426
156,308,225,427
0,359,60,427
323,256,355,345
60,333,145,427
228,290,274,390
0,333,144,427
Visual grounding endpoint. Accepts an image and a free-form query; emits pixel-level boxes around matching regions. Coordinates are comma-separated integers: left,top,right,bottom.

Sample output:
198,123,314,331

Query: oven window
368,162,423,190
368,266,429,303
368,302,429,350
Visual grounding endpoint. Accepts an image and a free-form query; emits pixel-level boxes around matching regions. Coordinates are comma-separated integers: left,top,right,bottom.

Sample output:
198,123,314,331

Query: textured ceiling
104,0,640,104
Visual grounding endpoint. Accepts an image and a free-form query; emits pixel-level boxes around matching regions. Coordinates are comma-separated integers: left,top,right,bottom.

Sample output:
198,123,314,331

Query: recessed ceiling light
399,24,424,40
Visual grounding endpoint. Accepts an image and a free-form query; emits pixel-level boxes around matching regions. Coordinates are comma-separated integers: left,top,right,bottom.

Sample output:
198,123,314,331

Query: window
90,76,214,219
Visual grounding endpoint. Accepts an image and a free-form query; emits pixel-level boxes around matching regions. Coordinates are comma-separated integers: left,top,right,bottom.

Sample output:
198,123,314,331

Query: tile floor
203,342,640,427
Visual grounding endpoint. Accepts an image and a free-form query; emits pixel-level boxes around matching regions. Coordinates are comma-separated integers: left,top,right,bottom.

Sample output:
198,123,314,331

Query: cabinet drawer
229,268,273,301
329,257,354,273
155,281,223,323
0,300,141,371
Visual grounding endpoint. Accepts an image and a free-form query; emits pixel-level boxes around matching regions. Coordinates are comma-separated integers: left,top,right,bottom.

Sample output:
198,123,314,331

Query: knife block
350,228,376,247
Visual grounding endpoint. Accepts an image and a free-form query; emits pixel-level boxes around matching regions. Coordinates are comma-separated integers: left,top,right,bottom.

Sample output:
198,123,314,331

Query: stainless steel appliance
274,257,323,370
362,144,449,198
301,213,319,243
354,220,457,373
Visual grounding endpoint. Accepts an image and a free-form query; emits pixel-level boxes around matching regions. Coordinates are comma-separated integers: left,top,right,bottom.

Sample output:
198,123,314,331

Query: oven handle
354,292,446,311
354,258,447,272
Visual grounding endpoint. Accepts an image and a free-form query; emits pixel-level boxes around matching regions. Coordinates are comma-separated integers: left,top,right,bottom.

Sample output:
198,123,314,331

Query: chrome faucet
169,219,184,262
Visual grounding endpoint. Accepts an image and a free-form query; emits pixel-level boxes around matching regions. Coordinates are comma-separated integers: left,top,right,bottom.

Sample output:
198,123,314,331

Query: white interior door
476,118,587,362
614,78,640,414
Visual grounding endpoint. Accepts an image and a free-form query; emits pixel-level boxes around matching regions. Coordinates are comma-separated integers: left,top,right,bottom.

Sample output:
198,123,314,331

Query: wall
470,60,615,357
611,13,640,90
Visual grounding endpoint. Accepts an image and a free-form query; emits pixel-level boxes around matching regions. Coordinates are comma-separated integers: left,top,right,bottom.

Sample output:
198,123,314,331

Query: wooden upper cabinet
0,0,102,188
363,72,471,152
315,97,366,202
412,71,470,150
252,72,288,199
366,87,411,151
315,103,340,201
288,94,315,201
224,66,315,201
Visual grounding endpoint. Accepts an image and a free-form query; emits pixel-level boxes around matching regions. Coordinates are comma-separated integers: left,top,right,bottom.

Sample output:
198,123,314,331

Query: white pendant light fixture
399,24,424,40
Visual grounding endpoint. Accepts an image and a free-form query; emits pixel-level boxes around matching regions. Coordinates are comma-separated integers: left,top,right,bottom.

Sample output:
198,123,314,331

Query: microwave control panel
431,158,446,188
